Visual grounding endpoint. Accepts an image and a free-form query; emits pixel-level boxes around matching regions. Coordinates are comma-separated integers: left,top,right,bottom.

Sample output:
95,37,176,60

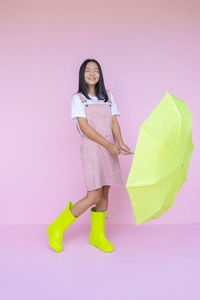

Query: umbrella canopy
126,92,194,226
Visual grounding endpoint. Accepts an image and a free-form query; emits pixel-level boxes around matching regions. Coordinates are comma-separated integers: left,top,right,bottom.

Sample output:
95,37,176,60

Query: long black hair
76,58,109,102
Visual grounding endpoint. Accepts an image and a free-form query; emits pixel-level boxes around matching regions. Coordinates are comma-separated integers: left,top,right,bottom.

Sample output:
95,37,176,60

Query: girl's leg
70,187,103,217
95,185,110,212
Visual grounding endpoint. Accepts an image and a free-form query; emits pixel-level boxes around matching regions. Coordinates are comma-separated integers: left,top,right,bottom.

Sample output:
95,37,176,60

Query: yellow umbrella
126,92,194,225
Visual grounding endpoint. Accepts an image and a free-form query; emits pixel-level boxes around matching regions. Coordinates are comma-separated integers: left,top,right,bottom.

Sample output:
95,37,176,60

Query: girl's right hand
107,143,121,155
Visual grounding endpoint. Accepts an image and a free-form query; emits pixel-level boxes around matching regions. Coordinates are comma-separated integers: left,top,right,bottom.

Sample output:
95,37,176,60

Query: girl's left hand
118,142,132,155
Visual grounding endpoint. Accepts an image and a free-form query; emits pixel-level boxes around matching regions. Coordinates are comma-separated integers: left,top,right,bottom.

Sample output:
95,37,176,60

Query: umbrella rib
141,125,172,155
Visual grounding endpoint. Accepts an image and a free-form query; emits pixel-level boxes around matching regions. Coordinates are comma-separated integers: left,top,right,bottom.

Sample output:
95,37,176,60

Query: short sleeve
110,91,120,117
70,94,87,122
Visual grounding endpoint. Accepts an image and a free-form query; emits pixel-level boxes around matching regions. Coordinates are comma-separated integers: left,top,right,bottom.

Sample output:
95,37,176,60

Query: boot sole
89,236,114,252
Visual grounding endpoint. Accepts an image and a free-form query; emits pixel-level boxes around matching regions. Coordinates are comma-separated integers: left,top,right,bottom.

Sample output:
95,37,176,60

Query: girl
47,59,132,253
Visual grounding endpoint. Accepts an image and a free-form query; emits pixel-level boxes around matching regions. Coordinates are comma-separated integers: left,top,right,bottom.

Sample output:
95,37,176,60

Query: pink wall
0,0,199,225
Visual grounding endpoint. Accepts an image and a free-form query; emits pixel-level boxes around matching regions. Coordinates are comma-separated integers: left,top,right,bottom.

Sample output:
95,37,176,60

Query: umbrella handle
118,151,134,155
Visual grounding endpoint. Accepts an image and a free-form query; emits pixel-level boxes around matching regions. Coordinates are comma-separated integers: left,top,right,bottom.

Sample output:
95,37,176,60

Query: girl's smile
84,61,100,92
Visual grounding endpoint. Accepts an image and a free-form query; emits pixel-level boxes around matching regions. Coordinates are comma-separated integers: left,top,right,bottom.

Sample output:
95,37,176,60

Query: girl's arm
111,115,124,145
112,116,132,155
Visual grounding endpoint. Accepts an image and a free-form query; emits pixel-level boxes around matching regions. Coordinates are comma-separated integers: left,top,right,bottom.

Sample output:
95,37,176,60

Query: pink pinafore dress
75,89,123,191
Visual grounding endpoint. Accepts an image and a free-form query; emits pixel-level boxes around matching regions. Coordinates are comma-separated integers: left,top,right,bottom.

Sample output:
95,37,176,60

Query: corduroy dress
75,90,123,191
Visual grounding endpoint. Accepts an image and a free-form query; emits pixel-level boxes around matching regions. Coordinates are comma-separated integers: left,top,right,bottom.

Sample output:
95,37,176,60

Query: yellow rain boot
47,201,77,252
89,207,114,252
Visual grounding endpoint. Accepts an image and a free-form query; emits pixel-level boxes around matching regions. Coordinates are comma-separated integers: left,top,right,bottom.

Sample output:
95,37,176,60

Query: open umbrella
126,92,194,226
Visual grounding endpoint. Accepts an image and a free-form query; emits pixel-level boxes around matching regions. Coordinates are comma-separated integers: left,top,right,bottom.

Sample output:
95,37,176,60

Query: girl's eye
85,69,99,72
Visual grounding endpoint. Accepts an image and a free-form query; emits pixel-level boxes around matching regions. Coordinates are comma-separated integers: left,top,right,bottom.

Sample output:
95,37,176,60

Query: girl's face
84,62,100,88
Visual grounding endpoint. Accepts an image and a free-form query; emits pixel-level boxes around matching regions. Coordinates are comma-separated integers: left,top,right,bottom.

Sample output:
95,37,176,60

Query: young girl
47,59,132,253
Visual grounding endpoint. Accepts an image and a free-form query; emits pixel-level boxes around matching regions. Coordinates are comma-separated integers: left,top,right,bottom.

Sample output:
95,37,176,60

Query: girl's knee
87,188,102,205
102,185,110,198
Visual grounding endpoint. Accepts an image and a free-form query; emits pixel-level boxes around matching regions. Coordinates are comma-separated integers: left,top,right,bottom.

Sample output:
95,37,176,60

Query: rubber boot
47,201,77,252
89,207,114,252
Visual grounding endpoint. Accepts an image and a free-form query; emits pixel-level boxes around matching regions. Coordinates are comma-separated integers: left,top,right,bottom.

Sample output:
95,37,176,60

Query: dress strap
73,92,87,103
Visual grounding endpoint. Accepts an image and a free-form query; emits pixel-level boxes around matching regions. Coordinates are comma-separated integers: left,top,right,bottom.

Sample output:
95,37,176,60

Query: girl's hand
118,142,132,155
107,143,121,155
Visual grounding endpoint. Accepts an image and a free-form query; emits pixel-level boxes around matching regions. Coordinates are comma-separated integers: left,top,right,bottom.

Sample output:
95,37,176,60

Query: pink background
0,0,199,225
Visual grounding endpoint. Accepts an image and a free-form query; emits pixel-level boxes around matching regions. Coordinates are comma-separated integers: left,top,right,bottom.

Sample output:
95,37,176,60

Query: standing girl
47,59,132,253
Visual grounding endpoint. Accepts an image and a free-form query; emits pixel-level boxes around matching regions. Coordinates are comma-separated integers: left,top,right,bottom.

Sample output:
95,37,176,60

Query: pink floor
1,223,200,299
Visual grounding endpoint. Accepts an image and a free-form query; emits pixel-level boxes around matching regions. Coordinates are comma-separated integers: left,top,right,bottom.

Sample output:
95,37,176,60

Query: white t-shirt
70,91,120,135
